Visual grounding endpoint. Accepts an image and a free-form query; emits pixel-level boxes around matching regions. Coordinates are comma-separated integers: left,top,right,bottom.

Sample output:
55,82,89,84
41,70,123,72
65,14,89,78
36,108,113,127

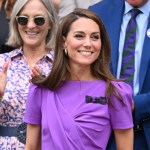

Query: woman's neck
23,47,48,66
70,65,97,81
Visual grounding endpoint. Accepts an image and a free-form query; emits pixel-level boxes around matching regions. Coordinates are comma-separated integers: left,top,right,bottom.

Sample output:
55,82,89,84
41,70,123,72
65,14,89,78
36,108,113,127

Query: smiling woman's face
63,17,101,68
17,0,51,49
126,0,148,7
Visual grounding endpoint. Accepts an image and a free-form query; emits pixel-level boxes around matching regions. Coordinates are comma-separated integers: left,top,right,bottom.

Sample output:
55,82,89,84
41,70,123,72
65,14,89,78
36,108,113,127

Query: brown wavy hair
33,8,124,106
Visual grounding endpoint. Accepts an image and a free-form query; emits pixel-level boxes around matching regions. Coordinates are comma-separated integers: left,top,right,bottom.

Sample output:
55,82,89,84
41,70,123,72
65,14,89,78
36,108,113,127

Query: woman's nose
26,19,36,28
83,37,92,48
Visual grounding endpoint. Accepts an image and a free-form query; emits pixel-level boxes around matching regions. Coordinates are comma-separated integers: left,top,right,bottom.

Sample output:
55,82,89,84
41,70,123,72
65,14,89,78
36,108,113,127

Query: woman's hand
29,65,44,82
0,62,9,98
30,65,43,78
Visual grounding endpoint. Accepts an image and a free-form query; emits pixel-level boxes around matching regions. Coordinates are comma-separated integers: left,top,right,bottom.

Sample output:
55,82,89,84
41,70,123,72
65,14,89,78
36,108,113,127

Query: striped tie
120,8,141,87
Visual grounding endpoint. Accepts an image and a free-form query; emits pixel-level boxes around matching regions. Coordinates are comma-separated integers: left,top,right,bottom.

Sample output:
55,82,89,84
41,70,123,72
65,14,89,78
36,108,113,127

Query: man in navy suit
89,0,150,149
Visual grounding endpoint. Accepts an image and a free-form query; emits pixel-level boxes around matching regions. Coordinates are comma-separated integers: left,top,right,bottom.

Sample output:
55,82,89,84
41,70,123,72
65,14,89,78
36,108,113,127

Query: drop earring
64,48,68,56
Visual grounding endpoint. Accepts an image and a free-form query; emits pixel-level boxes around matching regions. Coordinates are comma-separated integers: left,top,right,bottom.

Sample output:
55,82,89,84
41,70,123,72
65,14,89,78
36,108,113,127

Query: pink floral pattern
0,47,53,149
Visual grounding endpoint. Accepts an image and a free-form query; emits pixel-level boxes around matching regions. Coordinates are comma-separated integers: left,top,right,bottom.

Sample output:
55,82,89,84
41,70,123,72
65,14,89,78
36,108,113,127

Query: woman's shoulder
111,81,133,97
111,80,132,88
29,82,46,90
0,51,11,69
0,48,21,61
109,81,133,114
0,51,11,60
29,82,50,95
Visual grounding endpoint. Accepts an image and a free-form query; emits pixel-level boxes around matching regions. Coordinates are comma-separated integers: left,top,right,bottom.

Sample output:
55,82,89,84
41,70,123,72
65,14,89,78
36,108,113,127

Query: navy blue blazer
89,0,150,149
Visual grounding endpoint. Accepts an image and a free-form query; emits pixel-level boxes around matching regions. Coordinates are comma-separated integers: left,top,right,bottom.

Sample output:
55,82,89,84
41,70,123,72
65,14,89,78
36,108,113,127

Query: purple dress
24,80,133,150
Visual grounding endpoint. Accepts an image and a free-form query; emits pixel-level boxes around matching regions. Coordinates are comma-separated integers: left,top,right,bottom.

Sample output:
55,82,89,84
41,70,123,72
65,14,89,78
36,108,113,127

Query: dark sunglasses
16,15,46,26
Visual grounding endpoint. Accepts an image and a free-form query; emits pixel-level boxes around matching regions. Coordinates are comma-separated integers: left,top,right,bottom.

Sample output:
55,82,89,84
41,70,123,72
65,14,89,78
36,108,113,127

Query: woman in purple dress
24,8,134,150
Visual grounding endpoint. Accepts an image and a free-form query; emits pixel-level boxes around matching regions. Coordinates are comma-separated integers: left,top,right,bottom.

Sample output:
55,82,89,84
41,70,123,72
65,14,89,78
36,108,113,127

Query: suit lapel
106,0,125,76
139,16,150,92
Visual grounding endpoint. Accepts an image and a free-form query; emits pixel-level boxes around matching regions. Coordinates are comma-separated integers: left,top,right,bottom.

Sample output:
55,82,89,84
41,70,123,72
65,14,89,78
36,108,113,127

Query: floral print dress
0,48,53,149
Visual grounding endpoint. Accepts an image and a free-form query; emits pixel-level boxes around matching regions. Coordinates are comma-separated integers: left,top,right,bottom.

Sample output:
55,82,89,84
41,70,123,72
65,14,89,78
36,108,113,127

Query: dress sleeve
24,83,42,124
109,81,134,129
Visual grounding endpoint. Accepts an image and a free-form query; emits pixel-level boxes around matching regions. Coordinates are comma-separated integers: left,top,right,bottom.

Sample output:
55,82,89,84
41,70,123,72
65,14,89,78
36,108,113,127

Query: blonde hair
6,0,58,49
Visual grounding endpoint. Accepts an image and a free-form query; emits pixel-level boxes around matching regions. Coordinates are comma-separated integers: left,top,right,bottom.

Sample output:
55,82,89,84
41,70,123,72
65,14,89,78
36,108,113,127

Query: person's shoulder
110,81,133,112
29,82,50,94
111,80,131,88
0,50,12,63
111,81,133,97
29,82,45,90
0,48,20,57
89,0,113,17
0,43,15,54
89,0,123,11
89,0,110,10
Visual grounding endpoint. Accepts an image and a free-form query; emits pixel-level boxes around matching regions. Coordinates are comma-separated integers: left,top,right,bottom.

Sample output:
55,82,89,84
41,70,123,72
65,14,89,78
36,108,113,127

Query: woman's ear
63,36,66,48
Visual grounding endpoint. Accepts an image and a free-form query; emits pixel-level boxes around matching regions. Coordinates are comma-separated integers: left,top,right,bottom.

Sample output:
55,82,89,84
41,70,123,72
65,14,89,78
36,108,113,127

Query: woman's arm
25,124,41,150
114,128,133,150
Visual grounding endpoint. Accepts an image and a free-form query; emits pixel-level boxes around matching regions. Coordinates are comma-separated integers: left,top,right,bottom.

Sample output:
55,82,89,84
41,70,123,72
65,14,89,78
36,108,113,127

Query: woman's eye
74,34,84,39
91,35,100,41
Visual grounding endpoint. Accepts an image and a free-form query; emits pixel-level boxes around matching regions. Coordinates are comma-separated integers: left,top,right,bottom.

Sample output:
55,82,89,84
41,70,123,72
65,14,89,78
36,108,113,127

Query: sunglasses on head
16,15,46,26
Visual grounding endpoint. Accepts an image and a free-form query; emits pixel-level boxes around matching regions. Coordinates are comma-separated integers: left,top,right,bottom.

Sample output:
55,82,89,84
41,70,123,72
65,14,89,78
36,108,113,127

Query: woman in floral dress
0,0,58,149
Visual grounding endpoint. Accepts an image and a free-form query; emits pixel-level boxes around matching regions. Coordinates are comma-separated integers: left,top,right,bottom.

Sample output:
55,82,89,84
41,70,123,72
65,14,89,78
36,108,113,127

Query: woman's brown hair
33,8,124,106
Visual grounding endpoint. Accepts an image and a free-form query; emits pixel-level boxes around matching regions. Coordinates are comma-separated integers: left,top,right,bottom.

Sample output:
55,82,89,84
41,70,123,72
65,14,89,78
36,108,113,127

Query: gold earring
64,48,68,55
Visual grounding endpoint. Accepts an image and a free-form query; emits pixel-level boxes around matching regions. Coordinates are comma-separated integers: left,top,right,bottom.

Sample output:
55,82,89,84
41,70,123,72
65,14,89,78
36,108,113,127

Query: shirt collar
124,0,150,16
9,47,54,62
9,47,23,59
46,48,54,62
